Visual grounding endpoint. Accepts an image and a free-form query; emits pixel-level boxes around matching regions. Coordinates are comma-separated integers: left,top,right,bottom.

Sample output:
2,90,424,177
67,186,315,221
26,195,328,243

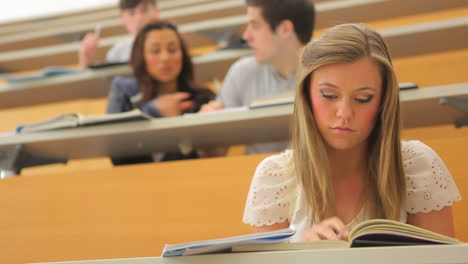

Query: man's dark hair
119,0,157,10
245,0,315,44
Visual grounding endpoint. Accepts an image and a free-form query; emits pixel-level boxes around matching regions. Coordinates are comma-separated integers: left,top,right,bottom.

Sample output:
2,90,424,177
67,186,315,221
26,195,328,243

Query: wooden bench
0,154,267,264
0,137,467,264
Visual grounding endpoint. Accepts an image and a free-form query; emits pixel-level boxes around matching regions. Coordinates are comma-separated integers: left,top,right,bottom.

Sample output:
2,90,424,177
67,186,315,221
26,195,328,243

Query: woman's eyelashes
149,49,176,55
320,90,338,100
320,90,374,103
168,47,178,54
150,45,178,55
354,95,374,103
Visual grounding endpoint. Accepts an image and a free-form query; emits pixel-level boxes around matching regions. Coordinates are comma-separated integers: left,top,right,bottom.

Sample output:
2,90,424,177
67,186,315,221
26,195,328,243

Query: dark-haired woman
107,20,215,165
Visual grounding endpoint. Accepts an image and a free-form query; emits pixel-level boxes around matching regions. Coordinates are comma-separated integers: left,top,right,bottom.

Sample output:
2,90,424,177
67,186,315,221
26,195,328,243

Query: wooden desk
1,0,466,53
0,153,267,264
0,137,466,264
0,49,251,109
0,0,245,54
0,0,218,37
0,47,465,136
1,1,467,71
28,245,468,264
400,82,468,128
0,83,466,173
0,16,466,110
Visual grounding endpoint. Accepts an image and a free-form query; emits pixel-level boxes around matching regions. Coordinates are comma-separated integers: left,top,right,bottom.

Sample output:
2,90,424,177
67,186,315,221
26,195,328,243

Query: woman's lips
160,66,173,73
331,126,355,134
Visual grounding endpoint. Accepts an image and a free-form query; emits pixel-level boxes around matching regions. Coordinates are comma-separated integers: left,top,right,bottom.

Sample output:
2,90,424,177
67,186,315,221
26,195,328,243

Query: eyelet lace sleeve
403,140,462,214
243,151,296,227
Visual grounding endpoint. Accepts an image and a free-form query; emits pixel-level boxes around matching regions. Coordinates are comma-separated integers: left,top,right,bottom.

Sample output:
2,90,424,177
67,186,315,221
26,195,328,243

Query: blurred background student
107,20,215,165
79,0,160,68
200,0,316,156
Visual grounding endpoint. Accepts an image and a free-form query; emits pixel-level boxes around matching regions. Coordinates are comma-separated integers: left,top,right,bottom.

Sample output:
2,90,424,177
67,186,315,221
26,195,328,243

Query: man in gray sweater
201,0,316,155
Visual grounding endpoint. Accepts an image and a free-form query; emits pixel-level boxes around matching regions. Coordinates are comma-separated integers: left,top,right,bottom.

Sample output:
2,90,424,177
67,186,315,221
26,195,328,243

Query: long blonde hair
292,23,405,222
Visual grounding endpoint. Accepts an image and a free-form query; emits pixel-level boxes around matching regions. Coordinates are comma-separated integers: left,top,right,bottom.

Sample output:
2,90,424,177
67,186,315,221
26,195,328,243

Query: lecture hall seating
0,137,467,264
0,2,467,264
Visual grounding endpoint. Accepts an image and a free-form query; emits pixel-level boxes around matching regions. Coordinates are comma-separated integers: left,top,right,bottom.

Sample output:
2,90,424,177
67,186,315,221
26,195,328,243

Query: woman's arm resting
407,206,455,237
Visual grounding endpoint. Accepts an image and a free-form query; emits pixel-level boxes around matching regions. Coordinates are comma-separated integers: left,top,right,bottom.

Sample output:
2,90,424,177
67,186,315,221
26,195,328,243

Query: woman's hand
199,101,224,112
155,92,193,117
303,217,349,241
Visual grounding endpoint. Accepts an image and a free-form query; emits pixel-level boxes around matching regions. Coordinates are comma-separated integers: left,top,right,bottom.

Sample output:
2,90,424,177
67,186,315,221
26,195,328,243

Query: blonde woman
242,23,461,241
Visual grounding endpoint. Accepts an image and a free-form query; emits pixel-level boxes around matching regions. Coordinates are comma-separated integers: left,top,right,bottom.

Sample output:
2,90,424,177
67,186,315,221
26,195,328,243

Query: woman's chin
152,74,177,83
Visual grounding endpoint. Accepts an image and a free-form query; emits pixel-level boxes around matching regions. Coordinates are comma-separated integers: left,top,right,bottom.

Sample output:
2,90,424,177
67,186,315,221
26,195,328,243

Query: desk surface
0,48,251,109
0,83,466,171
1,0,466,53
0,0,224,38
0,0,245,56
0,103,291,161
30,244,468,264
1,1,467,72
0,17,466,110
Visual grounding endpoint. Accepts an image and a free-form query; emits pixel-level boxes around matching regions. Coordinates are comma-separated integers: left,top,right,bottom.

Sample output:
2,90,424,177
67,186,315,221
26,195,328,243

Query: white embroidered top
242,140,462,242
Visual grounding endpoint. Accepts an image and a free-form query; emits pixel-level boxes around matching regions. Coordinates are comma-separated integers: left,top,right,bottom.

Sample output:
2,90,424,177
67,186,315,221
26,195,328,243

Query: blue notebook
1,66,83,83
162,226,296,257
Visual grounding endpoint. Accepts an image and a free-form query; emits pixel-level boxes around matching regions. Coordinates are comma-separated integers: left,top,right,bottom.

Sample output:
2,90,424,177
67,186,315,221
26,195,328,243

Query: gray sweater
216,56,295,154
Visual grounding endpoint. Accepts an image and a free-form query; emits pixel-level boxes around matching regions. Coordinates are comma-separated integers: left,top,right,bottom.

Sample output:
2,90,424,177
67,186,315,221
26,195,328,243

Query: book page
349,219,460,246
17,114,81,133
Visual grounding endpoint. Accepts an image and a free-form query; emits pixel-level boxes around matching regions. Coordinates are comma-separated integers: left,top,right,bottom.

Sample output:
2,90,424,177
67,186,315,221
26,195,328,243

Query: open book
162,226,295,257
232,219,461,253
16,109,151,133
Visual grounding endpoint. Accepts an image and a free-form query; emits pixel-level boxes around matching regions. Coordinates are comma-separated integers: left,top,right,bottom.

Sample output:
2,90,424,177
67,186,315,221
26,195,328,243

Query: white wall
0,0,117,24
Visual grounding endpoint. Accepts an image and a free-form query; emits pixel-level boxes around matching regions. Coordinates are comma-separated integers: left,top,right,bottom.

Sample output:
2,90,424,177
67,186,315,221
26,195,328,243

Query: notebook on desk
0,66,84,83
16,109,151,133
162,226,295,257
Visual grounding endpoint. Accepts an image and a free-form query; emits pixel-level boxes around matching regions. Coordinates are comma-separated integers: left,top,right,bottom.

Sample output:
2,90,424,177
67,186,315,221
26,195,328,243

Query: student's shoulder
113,76,138,86
111,36,134,50
229,56,265,73
107,36,134,61
111,76,139,94
402,140,462,214
401,140,438,163
255,150,294,179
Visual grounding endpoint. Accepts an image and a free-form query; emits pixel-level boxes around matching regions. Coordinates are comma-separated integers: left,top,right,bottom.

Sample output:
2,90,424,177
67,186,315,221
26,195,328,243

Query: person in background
200,0,316,156
107,20,215,165
242,23,461,241
79,0,159,68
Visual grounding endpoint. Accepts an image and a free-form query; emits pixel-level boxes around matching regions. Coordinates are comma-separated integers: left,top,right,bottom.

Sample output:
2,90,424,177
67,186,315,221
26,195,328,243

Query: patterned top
243,140,462,241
